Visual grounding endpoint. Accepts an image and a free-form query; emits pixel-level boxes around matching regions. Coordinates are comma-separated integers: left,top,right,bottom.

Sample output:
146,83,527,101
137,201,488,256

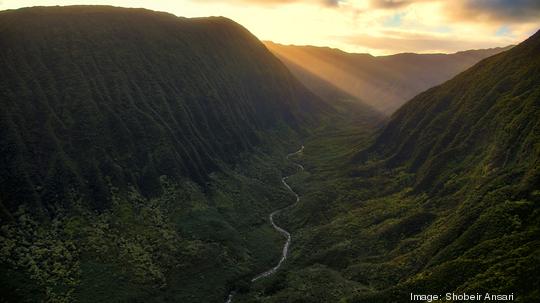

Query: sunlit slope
346,28,540,303
265,41,511,114
240,30,540,303
0,6,328,214
365,29,540,194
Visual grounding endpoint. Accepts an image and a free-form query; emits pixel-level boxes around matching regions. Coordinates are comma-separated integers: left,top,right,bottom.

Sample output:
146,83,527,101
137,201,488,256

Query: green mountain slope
364,29,540,195
238,30,540,302
0,6,327,215
265,41,512,114
348,27,540,302
0,6,334,302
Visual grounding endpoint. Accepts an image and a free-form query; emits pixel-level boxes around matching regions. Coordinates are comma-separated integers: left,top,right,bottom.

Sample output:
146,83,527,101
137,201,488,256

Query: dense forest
0,6,330,215
0,6,332,302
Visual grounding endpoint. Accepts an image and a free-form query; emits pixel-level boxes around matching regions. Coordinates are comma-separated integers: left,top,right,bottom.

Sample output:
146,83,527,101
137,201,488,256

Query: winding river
225,146,304,303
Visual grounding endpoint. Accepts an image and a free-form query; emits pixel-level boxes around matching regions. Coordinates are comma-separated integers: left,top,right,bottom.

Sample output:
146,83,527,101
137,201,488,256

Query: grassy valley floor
234,98,539,302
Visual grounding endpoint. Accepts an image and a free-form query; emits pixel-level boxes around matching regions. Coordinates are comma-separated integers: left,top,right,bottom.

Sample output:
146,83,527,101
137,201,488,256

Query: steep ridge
364,29,540,194
265,41,511,114
0,6,327,215
240,30,539,302
346,28,540,302
0,6,333,303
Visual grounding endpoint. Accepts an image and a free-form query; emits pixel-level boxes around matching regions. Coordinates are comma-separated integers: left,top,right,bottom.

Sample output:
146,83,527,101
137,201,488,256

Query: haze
2,0,539,55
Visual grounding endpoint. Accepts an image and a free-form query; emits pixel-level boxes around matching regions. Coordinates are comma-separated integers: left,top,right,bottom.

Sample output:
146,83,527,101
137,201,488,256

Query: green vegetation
0,6,328,215
236,30,540,302
1,5,538,303
0,6,332,302
0,145,304,302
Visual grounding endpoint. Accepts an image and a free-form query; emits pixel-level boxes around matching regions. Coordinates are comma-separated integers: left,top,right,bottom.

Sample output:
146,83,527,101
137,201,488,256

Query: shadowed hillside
0,6,335,302
265,41,512,114
0,6,329,215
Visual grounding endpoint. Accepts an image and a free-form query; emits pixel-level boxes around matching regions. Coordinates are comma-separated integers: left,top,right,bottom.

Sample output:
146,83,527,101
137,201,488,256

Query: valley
227,145,305,303
232,29,540,303
0,4,539,303
0,6,331,302
252,146,305,283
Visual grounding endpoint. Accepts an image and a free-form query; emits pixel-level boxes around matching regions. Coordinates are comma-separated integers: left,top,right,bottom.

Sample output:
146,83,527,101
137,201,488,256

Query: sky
1,0,539,55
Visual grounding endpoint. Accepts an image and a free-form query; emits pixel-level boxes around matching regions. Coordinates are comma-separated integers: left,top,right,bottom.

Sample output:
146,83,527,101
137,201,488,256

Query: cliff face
0,6,326,213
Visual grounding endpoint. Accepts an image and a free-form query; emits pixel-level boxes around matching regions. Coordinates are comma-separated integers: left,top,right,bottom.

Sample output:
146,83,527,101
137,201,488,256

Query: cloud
369,0,420,9
368,0,540,23
194,0,540,22
339,30,513,54
324,0,340,6
447,0,540,22
196,0,339,7
176,0,539,54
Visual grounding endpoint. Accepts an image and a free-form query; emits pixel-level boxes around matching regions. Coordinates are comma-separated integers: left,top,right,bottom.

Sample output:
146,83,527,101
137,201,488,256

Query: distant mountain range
265,41,512,114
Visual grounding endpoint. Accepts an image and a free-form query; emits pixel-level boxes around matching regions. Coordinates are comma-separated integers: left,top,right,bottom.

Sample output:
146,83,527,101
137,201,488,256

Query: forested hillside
265,41,511,113
236,30,540,302
2,5,537,303
0,6,332,302
362,29,540,196
0,6,327,215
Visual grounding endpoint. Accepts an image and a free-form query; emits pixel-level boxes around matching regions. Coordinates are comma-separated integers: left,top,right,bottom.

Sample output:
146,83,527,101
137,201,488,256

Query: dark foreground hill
0,6,332,302
0,6,327,215
265,41,511,114
237,30,540,302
